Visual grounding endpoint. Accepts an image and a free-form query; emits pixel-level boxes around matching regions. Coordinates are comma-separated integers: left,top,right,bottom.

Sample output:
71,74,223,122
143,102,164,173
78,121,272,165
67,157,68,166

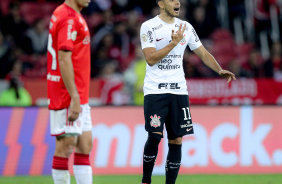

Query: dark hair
9,1,20,10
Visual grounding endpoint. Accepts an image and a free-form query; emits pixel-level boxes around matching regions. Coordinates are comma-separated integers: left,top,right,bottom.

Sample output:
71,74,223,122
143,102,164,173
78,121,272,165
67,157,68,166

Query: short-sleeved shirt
140,16,202,96
47,3,90,110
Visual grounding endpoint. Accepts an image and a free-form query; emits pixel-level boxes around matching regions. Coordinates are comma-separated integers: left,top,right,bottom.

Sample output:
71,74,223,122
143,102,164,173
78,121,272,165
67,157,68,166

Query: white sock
73,165,93,184
52,169,70,184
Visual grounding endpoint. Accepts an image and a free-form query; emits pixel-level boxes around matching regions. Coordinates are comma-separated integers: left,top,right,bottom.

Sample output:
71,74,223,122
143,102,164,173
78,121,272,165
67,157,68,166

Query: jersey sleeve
140,23,156,50
187,24,202,51
56,17,78,51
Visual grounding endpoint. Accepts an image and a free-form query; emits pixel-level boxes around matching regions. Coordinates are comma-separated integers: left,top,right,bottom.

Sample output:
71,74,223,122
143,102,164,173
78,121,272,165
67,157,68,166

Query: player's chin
172,11,180,17
82,3,89,7
173,13,180,17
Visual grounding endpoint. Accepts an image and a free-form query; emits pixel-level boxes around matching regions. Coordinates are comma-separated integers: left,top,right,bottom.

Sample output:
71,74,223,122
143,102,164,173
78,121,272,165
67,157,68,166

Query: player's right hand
171,23,186,46
68,95,81,122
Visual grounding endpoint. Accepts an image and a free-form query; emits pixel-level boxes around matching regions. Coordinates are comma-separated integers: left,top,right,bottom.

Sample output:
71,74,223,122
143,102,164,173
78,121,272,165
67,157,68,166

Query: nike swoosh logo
156,38,164,42
186,128,192,132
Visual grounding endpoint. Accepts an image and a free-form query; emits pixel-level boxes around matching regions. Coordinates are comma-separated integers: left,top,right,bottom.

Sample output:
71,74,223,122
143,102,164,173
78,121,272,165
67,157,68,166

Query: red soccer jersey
47,3,90,110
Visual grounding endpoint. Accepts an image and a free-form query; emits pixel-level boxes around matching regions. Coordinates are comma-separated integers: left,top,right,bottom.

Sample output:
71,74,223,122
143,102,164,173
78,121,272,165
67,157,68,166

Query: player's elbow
146,60,154,66
58,55,71,67
58,50,72,67
145,57,157,66
58,57,68,67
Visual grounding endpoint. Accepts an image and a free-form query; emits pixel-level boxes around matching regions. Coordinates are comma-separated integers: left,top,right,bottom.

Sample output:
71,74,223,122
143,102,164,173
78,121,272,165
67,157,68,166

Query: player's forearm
59,58,79,98
201,52,222,74
146,42,177,66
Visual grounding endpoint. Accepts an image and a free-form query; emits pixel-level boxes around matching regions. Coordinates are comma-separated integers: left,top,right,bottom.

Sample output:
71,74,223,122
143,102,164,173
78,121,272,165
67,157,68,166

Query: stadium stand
0,0,281,105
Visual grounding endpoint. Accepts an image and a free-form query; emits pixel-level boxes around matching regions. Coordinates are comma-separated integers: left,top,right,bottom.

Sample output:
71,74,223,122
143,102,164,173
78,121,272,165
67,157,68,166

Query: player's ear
158,0,165,9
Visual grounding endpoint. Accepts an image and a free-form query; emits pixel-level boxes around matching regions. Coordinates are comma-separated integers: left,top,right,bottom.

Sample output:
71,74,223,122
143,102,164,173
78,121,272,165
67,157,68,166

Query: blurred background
0,0,282,181
0,0,281,106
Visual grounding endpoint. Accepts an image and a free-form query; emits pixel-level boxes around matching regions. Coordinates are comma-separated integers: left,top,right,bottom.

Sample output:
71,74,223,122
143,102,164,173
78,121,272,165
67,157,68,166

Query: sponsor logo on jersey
165,54,182,59
67,20,73,40
180,123,193,128
158,57,181,70
71,31,77,41
150,114,161,128
158,83,181,89
47,73,61,82
147,31,153,43
141,34,148,42
156,38,164,42
152,24,163,31
192,28,199,42
83,35,90,44
175,24,188,31
68,19,74,25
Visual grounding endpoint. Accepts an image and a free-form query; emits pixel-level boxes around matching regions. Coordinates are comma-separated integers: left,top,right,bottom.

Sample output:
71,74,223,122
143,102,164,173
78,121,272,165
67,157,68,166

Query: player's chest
75,18,90,45
154,25,188,49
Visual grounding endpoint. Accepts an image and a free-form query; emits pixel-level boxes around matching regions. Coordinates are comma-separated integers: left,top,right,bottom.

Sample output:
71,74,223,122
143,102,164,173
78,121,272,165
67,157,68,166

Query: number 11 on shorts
182,107,191,120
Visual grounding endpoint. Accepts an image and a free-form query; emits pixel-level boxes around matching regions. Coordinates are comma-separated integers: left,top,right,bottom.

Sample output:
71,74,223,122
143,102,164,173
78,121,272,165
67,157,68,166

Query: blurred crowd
0,0,281,105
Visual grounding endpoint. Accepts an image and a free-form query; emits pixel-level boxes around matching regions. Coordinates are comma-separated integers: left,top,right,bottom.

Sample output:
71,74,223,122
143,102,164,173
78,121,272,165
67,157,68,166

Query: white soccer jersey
140,16,202,96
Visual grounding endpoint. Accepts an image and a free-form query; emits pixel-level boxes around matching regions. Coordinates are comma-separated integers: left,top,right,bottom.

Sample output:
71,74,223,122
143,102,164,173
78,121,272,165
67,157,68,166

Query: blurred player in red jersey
47,0,92,183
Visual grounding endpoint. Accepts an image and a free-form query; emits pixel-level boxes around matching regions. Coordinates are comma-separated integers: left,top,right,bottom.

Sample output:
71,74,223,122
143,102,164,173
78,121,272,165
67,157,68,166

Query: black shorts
144,93,194,139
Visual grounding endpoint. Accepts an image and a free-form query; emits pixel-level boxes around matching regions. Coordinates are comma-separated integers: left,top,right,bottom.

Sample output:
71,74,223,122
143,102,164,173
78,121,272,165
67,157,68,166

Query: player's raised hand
171,23,186,46
68,95,81,122
219,69,236,83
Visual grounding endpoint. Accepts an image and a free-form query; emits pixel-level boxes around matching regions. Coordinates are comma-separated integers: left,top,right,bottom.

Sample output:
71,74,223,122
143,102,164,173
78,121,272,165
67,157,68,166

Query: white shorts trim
50,104,92,136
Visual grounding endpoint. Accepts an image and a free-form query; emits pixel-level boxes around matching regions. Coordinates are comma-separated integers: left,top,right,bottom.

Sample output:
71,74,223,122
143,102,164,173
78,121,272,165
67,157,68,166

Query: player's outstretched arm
58,50,81,121
193,45,236,83
143,23,186,66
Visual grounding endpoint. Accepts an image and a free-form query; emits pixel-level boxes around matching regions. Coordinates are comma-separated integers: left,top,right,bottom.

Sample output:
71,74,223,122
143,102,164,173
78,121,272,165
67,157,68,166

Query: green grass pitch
0,174,282,184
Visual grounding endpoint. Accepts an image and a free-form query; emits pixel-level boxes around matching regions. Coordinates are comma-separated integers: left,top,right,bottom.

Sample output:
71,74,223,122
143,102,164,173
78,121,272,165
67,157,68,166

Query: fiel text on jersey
158,83,180,89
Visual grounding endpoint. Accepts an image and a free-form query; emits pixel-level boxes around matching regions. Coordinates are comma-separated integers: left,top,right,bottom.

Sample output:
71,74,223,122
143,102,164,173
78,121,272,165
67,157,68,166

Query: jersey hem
190,43,202,51
59,46,73,51
144,92,188,96
48,102,89,110
51,132,66,136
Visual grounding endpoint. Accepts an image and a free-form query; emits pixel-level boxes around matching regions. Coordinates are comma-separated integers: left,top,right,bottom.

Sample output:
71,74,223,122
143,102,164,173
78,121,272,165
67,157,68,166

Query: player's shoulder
175,18,193,28
141,16,158,29
52,3,77,22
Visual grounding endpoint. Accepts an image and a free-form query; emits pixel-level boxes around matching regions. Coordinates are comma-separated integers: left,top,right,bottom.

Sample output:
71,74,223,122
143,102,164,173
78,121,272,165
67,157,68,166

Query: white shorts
50,104,92,136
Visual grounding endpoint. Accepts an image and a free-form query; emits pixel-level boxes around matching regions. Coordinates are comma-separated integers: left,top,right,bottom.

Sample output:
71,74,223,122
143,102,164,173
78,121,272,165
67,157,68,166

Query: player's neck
158,12,175,24
65,0,82,13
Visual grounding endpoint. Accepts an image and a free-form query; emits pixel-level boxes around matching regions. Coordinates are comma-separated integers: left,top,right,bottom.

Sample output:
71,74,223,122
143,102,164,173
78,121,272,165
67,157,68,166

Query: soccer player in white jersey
140,0,236,184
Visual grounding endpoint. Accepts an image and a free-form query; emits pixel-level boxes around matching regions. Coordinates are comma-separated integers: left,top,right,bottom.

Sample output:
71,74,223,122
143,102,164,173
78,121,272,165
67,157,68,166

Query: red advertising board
187,79,282,105
0,106,282,176
23,79,282,105
88,106,282,175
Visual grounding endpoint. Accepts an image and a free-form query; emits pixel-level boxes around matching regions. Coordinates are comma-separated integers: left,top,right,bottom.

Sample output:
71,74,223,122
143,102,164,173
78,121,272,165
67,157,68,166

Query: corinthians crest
175,30,186,45
150,114,161,128
179,34,186,45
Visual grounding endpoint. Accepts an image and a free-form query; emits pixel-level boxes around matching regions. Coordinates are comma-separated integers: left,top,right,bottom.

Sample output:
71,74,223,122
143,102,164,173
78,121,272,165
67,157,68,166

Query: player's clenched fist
68,95,81,122
171,23,186,46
